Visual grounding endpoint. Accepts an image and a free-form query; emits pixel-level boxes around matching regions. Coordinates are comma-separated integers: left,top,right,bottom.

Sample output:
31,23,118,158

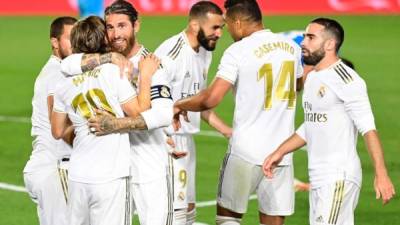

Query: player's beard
58,46,71,60
197,27,218,51
302,46,325,66
111,32,135,57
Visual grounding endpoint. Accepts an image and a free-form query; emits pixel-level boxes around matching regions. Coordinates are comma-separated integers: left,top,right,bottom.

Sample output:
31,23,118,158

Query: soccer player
263,18,395,225
60,1,175,224
173,1,303,224
51,16,159,225
23,16,76,225
153,2,231,224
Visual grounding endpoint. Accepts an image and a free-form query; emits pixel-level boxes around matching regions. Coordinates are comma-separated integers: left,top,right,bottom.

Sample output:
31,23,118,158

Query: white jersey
296,60,376,188
59,47,174,183
128,46,174,183
216,29,303,165
24,55,72,173
53,63,136,184
155,31,212,134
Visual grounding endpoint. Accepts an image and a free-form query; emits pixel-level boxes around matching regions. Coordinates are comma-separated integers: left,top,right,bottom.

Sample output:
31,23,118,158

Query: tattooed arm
81,52,133,78
80,53,107,72
88,110,148,136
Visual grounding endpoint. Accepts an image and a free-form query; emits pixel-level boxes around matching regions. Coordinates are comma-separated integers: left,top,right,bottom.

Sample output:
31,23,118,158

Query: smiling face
301,23,328,66
196,13,224,51
105,13,138,57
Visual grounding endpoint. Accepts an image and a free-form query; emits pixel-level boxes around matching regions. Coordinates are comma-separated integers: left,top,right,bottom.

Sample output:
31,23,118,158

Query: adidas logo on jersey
316,215,324,223
184,71,190,78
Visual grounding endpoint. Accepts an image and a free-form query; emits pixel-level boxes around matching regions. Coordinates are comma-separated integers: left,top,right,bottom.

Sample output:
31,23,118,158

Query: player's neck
126,41,142,59
52,49,62,60
242,22,264,38
185,29,200,52
315,55,340,71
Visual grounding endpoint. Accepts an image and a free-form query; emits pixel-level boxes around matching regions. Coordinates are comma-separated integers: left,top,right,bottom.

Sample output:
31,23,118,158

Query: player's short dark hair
189,1,223,20
71,16,108,54
50,16,77,39
224,0,262,23
105,0,138,25
311,17,344,53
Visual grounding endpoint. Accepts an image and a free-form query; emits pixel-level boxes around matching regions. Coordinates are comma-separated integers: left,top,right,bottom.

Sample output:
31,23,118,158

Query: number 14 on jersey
257,60,296,110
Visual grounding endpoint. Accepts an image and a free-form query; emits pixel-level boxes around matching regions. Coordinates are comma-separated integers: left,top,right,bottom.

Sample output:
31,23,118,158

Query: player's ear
134,20,141,34
189,19,200,34
50,37,59,50
325,38,336,52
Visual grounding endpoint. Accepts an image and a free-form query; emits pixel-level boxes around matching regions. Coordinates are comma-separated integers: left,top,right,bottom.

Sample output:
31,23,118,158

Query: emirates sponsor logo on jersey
304,101,328,123
181,82,200,98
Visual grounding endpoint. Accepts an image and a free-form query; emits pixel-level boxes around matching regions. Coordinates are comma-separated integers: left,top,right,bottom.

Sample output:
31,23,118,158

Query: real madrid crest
203,69,207,80
178,191,185,201
160,86,171,98
317,86,326,98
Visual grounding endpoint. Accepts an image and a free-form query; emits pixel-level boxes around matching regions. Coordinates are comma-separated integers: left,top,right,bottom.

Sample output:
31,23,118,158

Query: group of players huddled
23,0,395,225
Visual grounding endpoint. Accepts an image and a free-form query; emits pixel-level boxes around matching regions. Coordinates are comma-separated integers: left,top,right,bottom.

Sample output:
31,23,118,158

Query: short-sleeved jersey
297,60,376,188
59,47,174,183
217,29,303,165
53,63,136,184
128,46,174,183
155,31,212,134
24,56,72,173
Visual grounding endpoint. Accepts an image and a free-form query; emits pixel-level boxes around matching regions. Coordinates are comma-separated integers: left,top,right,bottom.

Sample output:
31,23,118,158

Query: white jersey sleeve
295,123,306,141
337,79,375,135
47,69,66,97
53,83,67,114
112,68,137,104
154,40,173,57
60,53,84,76
321,66,376,135
140,59,174,130
216,46,240,84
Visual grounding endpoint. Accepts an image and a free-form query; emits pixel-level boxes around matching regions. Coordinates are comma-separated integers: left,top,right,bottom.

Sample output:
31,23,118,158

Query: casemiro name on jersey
254,41,296,59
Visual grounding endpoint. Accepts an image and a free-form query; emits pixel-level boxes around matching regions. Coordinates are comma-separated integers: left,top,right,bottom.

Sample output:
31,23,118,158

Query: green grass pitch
0,15,399,224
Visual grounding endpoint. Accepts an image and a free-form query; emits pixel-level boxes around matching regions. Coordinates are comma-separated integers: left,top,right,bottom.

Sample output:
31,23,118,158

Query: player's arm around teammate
51,53,160,139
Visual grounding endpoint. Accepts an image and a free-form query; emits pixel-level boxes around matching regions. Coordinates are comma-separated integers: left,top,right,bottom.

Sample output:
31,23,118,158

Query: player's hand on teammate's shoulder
138,53,161,80
110,52,134,80
374,173,396,205
88,109,117,136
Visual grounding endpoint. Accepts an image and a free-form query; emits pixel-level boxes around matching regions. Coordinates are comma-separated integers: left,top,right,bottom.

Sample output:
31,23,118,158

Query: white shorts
68,177,131,225
217,153,294,215
131,174,173,225
23,159,69,225
310,180,360,225
169,134,196,209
